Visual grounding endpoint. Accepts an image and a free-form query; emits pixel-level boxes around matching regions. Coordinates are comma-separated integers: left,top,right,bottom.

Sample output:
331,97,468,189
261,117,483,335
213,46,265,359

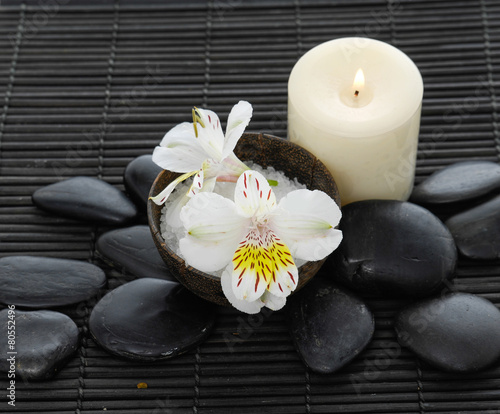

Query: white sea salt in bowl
148,133,341,307
160,163,308,277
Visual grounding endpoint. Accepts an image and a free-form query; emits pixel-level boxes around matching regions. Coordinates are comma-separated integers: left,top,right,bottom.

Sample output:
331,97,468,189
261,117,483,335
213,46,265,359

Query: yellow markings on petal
232,229,270,300
265,231,298,296
231,229,297,300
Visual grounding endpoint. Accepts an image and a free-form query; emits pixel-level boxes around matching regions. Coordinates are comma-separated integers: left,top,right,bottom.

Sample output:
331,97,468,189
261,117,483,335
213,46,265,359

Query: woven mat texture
1,0,500,413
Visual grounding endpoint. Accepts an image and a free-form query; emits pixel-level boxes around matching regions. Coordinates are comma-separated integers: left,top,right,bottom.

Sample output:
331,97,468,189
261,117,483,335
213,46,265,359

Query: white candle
288,37,423,205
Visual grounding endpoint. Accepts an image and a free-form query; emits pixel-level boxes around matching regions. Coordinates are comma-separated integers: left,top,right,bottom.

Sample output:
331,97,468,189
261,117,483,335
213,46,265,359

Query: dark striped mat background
1,0,500,412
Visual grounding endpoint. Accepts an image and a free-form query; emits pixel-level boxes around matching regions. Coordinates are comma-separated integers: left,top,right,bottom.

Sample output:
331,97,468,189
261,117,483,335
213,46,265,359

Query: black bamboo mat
1,0,500,413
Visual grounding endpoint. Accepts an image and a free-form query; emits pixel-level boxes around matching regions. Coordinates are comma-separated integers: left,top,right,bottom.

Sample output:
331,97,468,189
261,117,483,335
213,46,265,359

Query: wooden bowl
148,133,341,307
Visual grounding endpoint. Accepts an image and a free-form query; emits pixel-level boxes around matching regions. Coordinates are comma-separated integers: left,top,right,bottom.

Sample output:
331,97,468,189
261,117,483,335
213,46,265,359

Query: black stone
330,200,457,297
411,161,500,205
89,278,216,361
395,293,500,373
287,276,374,374
0,256,106,309
445,195,500,260
32,176,138,225
124,154,163,211
96,225,176,281
0,310,79,380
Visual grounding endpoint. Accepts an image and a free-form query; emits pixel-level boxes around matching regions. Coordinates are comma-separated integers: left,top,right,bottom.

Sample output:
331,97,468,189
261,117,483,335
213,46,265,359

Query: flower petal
271,189,343,261
194,108,225,161
179,192,248,272
261,290,286,311
278,189,341,226
165,176,217,228
159,122,194,146
187,170,204,197
264,230,298,297
217,153,250,182
149,170,197,205
222,101,253,159
201,176,217,193
187,169,217,199
230,229,271,302
221,266,264,314
153,123,207,172
285,228,343,262
234,170,277,218
230,228,297,302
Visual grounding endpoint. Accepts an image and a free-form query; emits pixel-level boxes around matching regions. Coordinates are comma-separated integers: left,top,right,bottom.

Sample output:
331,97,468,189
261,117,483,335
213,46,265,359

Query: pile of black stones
1,157,499,380
0,155,216,379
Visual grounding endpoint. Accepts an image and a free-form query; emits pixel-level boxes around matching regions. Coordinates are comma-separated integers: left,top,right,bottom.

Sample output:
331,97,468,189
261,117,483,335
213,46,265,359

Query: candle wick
354,90,359,97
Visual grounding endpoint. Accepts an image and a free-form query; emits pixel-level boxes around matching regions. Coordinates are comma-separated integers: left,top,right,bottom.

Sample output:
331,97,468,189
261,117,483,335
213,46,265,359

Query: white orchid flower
150,101,253,225
179,170,343,314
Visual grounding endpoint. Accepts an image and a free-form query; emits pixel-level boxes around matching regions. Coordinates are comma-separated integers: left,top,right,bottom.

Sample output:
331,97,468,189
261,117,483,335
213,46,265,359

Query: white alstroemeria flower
150,101,253,225
179,170,343,314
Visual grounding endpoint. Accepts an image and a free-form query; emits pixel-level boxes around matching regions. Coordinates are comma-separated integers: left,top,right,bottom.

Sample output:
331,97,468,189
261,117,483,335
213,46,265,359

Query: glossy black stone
395,293,500,373
96,225,176,281
330,200,457,297
32,176,138,225
445,195,500,260
0,256,106,308
287,276,374,374
0,310,79,380
89,278,216,361
411,161,500,205
124,154,163,211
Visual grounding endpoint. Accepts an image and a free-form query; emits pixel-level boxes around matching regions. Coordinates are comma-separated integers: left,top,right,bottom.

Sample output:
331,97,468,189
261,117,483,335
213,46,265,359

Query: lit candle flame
353,68,364,97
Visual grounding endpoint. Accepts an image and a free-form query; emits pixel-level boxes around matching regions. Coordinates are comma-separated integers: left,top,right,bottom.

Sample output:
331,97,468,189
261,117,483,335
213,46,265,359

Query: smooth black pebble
96,225,176,281
32,176,138,225
0,256,106,308
89,278,216,361
0,310,79,380
395,293,500,373
411,161,500,204
330,200,457,297
124,154,163,211
445,195,500,260
287,276,374,374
